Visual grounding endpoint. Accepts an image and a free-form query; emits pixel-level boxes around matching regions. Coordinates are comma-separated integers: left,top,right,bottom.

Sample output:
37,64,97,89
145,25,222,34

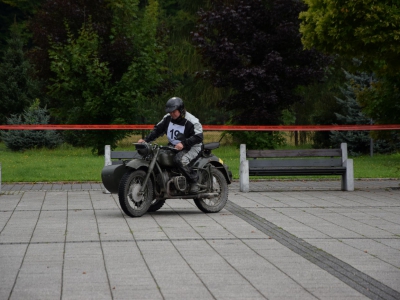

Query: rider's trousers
173,144,202,183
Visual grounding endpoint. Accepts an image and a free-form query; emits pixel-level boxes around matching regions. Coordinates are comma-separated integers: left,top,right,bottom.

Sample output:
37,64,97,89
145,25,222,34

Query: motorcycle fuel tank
157,150,175,167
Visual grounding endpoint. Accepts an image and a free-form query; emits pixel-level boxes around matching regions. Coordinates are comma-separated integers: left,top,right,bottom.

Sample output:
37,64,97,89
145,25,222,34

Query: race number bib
167,122,185,145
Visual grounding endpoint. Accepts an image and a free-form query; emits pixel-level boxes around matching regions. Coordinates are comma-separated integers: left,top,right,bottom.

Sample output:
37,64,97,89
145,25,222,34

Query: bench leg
341,159,354,191
240,160,249,193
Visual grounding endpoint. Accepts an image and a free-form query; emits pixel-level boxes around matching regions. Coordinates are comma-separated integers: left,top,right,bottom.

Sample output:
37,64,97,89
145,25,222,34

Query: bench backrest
246,149,342,158
110,151,138,160
244,147,346,168
109,151,140,165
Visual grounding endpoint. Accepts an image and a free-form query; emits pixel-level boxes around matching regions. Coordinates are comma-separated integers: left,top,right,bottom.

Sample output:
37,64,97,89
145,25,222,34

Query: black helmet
165,97,184,113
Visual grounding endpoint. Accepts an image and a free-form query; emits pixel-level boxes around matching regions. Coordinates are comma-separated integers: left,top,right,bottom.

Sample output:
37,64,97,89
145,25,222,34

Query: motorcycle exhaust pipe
165,179,218,199
193,193,219,199
161,193,219,200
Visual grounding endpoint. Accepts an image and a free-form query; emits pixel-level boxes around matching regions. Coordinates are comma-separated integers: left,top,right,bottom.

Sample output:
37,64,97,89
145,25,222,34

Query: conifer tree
330,70,399,155
0,23,40,124
330,71,372,155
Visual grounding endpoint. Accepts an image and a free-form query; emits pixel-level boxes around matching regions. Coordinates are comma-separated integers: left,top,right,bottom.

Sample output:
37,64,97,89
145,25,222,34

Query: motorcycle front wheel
147,199,166,212
194,168,228,213
118,169,154,217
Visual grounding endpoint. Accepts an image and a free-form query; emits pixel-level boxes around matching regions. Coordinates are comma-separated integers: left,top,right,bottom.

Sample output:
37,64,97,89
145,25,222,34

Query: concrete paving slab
0,244,27,300
11,243,63,300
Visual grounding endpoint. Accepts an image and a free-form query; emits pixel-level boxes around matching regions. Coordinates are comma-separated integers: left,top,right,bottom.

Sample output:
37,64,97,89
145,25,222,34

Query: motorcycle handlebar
133,142,178,152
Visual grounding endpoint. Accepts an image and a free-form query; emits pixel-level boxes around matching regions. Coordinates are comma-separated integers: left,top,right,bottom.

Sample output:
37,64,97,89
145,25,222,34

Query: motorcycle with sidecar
101,142,232,217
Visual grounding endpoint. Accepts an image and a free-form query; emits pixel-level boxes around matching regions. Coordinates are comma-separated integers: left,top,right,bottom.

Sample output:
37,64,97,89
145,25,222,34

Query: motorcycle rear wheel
118,169,154,217
194,168,228,213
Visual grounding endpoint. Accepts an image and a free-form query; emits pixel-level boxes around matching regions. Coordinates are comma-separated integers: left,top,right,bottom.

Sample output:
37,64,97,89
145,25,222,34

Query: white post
105,145,111,167
0,163,2,194
239,144,249,193
103,145,111,194
340,143,348,164
340,143,354,191
342,159,354,191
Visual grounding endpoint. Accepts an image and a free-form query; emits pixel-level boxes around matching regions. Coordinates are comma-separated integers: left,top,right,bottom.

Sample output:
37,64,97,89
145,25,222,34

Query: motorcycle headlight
135,143,150,157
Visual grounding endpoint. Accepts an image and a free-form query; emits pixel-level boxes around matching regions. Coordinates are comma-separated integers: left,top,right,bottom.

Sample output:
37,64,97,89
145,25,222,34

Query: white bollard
240,160,249,193
340,143,354,191
105,145,111,167
103,145,111,194
239,144,249,192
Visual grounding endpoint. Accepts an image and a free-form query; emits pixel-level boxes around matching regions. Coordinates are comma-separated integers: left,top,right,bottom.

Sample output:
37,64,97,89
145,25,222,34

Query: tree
28,0,136,84
0,0,43,56
0,23,40,124
299,0,400,126
330,70,375,155
299,0,400,73
357,74,400,125
46,0,167,154
330,70,400,154
192,0,330,126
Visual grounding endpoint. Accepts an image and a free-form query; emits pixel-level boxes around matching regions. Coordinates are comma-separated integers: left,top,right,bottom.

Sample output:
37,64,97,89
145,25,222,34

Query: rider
138,97,203,193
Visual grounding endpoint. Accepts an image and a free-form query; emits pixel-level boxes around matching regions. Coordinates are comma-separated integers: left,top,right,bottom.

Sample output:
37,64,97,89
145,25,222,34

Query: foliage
1,0,43,14
192,0,330,126
330,71,373,155
47,21,126,153
36,0,167,154
228,131,286,150
299,0,400,128
356,73,400,125
0,0,43,56
1,99,63,151
0,23,40,124
118,0,168,124
330,70,399,155
28,0,138,81
299,0,400,74
157,0,230,124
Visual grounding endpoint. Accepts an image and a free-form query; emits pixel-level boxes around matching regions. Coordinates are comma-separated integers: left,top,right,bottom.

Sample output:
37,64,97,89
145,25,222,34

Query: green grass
0,142,399,182
0,143,104,182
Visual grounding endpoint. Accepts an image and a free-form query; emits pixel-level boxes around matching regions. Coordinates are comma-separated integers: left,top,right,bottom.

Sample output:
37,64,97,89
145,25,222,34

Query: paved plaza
1,179,400,299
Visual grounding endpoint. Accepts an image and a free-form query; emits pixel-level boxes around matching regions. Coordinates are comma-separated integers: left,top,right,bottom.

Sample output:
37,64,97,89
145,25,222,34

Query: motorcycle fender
101,159,150,194
195,157,232,184
125,159,150,170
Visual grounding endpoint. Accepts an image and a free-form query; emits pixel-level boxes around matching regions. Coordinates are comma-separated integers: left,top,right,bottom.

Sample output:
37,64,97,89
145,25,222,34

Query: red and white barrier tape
0,124,399,131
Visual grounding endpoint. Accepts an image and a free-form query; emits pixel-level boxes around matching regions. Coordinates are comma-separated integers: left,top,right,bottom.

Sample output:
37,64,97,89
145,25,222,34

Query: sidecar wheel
194,168,228,213
118,169,153,217
147,199,166,212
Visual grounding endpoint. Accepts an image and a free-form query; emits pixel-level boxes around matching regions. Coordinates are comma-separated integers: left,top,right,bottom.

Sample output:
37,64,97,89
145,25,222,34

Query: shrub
1,100,63,151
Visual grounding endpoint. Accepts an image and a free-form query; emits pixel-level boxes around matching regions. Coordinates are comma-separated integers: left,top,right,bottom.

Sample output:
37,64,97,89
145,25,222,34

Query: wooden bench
104,145,140,166
239,143,354,192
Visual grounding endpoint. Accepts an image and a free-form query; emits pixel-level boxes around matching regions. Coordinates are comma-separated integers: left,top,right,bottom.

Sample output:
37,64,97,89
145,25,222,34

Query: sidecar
101,151,147,193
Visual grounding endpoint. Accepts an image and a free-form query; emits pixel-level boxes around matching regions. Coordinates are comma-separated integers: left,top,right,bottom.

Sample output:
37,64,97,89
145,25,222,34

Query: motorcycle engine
156,171,187,194
173,176,187,192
